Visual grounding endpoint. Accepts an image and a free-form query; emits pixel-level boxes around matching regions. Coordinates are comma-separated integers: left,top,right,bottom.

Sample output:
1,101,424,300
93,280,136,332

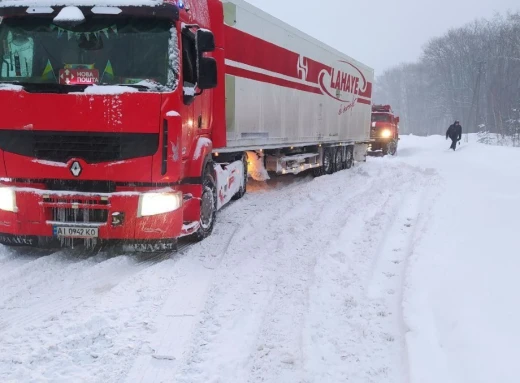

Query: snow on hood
78,85,139,95
0,84,23,91
31,159,68,168
0,0,163,7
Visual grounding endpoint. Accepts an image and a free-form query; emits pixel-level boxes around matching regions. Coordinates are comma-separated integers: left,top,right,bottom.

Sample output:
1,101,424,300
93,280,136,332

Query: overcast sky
246,0,519,76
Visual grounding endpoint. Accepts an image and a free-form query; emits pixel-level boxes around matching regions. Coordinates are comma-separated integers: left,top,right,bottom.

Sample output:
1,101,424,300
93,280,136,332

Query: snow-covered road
0,135,517,382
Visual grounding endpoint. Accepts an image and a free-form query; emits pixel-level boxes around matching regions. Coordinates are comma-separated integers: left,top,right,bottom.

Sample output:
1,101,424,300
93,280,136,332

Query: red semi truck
0,0,373,251
369,104,400,156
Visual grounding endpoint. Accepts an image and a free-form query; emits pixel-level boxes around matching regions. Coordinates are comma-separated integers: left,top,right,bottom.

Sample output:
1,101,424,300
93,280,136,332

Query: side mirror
197,57,217,90
196,29,215,53
395,117,400,124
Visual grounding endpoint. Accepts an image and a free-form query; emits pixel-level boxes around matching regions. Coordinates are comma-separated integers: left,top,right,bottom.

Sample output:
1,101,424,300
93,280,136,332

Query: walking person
446,120,462,150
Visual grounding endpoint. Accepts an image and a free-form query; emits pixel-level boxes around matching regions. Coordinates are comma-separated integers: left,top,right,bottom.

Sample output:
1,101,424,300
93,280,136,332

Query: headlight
381,129,392,138
0,187,17,212
138,192,182,217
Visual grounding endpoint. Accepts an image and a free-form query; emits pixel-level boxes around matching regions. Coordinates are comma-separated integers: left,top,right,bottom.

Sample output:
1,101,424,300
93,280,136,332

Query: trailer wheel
232,154,248,200
341,146,347,170
334,147,343,173
323,148,334,175
345,146,354,169
194,163,217,241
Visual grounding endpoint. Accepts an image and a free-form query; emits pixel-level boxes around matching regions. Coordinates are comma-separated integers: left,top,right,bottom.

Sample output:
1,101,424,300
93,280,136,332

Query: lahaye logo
318,60,368,103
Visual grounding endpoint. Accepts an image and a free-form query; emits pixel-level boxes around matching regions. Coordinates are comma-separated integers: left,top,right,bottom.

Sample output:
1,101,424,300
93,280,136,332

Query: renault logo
70,161,82,177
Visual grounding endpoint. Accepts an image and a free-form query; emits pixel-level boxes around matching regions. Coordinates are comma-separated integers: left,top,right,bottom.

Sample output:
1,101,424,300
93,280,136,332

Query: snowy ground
0,135,518,382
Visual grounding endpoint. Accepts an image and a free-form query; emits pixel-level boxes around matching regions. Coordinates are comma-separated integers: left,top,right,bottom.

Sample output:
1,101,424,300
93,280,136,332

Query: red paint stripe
226,65,322,95
357,98,371,105
358,82,373,99
224,26,373,102
224,25,301,80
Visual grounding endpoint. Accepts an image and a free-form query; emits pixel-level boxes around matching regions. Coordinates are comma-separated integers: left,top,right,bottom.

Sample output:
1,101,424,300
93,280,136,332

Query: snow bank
399,135,520,383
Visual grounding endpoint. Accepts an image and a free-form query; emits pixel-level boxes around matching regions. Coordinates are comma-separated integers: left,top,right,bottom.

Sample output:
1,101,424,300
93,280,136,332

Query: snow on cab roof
0,0,164,7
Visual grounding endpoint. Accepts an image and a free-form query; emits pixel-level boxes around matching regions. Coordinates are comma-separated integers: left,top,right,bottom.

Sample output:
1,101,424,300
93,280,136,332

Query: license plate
54,226,99,239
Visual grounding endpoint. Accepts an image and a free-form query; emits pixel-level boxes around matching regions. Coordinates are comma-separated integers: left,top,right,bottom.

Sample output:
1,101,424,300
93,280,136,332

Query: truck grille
45,197,109,224
0,130,158,163
52,207,108,224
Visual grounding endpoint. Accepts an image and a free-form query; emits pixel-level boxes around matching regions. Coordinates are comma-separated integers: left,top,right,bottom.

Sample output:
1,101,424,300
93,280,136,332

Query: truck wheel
334,147,342,173
194,163,217,241
232,154,247,200
387,140,397,156
345,147,354,169
323,148,334,175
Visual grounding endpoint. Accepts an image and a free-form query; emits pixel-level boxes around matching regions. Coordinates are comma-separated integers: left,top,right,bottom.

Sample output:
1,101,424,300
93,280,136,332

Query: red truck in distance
0,0,373,252
369,104,400,156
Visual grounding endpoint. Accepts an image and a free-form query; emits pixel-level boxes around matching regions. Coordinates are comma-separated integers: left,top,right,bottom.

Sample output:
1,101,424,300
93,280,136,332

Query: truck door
180,27,198,159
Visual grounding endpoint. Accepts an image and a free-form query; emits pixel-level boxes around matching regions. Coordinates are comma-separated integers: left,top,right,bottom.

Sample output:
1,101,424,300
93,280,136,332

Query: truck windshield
0,17,174,91
372,114,391,122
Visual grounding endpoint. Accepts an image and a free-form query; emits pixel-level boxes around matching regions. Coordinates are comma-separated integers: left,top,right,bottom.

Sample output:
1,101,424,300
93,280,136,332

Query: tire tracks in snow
123,177,305,383
0,250,186,383
158,163,417,383
302,164,439,383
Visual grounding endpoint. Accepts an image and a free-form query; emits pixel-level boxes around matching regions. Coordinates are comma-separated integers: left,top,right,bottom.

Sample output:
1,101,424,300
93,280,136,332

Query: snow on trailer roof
0,0,165,7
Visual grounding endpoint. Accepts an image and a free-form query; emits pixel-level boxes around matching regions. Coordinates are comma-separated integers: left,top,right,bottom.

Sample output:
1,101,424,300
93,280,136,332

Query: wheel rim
200,185,215,230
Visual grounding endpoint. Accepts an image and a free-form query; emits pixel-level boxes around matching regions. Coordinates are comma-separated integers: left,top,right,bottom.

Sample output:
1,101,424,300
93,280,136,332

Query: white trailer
218,0,374,177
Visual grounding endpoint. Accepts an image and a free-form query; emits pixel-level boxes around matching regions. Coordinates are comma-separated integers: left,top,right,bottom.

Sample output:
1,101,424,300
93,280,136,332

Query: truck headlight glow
0,187,17,213
138,192,183,217
381,129,392,138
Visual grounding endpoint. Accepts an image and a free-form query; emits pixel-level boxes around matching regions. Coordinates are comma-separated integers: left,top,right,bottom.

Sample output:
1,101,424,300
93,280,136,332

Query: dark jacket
446,124,462,141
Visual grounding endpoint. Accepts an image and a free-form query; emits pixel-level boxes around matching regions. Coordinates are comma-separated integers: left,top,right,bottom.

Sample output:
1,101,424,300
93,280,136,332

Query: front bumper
0,186,184,242
368,138,395,150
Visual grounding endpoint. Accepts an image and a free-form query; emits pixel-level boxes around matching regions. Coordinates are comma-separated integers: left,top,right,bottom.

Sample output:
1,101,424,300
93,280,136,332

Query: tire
345,146,354,169
387,140,398,156
340,146,347,170
334,147,342,173
194,163,217,241
323,147,334,175
232,154,247,200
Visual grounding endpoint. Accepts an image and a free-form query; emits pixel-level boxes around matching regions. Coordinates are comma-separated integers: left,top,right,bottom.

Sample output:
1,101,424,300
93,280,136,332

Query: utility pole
465,61,484,142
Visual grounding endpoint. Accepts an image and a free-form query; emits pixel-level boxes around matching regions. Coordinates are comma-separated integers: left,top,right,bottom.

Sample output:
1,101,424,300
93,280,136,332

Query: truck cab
369,104,399,156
